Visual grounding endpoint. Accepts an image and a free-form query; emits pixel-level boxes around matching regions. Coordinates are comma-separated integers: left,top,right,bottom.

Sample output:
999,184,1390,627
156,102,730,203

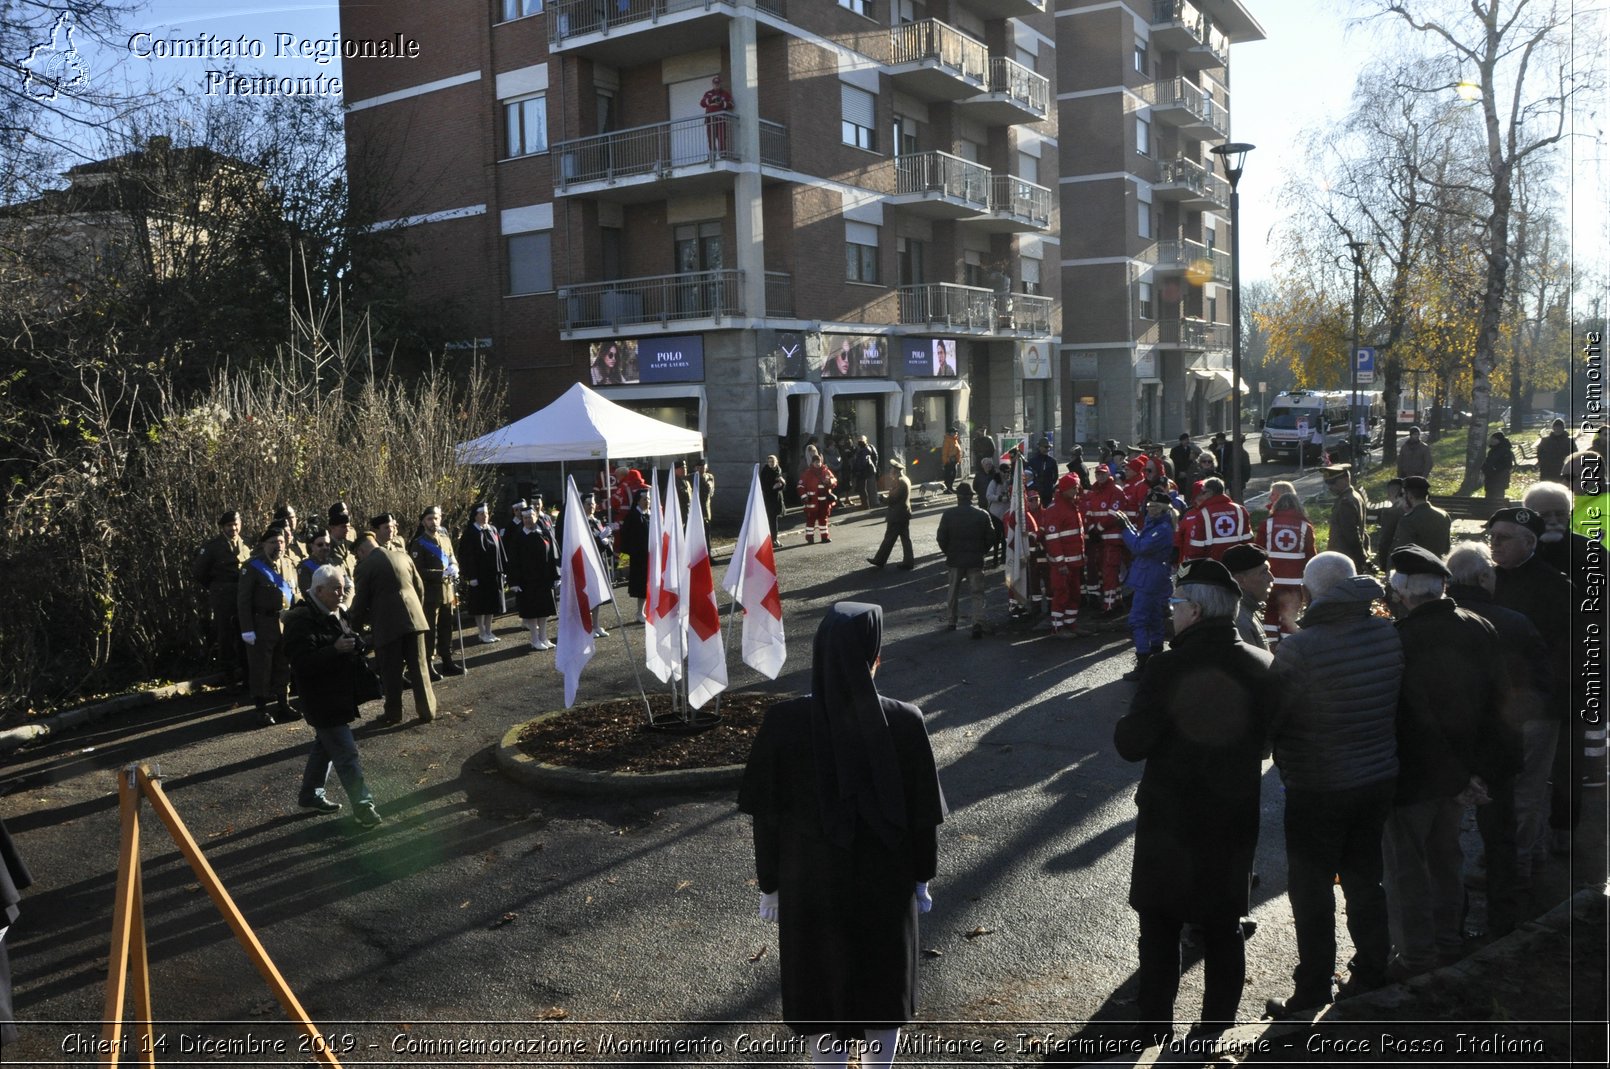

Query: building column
730,9,764,324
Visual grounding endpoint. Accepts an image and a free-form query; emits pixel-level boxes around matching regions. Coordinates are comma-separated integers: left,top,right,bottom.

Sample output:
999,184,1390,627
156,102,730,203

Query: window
892,114,918,158
507,232,552,295
846,221,879,283
1018,150,1038,186
897,236,926,287
1133,40,1149,75
1136,117,1151,157
839,0,870,15
1207,296,1218,323
963,248,986,288
500,0,543,21
1138,202,1153,239
504,94,548,157
841,84,876,151
1138,281,1154,320
1020,255,1042,296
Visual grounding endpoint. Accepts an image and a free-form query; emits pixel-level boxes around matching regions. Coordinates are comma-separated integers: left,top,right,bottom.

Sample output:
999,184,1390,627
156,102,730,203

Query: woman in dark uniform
619,487,652,620
508,503,559,650
460,502,506,644
739,602,947,1068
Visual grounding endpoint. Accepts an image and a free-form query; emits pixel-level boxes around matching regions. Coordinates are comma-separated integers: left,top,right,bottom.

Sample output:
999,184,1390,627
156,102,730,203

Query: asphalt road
1,491,1595,1067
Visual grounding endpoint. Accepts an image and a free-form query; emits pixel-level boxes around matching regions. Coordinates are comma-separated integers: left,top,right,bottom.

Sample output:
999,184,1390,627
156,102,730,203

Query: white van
1259,391,1351,463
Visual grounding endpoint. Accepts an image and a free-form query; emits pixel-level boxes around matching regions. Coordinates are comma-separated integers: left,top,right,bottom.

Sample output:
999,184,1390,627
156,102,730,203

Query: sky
42,0,1610,293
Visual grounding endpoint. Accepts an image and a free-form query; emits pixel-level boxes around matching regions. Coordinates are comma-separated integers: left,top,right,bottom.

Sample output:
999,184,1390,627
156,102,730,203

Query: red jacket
1179,493,1252,562
1256,509,1317,587
1082,479,1128,542
1039,498,1086,566
797,464,837,506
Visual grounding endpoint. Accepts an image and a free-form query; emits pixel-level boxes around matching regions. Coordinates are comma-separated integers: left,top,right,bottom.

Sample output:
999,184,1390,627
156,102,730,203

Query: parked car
1501,407,1564,431
1432,406,1471,429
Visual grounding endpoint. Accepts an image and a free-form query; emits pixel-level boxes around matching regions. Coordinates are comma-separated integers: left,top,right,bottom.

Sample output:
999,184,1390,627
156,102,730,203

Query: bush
0,313,505,720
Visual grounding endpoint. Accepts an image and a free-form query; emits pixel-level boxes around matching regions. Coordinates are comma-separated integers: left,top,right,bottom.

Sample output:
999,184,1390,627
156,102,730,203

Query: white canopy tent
455,381,705,465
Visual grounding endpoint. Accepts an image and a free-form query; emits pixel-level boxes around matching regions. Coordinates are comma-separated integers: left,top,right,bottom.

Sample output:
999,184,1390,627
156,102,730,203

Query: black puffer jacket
936,501,996,569
1270,575,1402,792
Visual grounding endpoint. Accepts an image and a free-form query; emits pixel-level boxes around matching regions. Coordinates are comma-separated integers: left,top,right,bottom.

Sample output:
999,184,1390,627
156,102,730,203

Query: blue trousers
1129,587,1167,654
299,723,372,806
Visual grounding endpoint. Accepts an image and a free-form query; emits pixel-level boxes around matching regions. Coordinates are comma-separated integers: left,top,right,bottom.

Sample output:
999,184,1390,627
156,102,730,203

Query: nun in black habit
738,602,947,1068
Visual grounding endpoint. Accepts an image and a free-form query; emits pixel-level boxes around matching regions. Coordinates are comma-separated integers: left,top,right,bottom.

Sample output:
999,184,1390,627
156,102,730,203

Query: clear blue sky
66,0,1608,293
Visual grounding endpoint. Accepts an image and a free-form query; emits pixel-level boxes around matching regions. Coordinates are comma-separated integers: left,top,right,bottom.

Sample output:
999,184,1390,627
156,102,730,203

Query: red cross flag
682,482,727,708
557,476,615,707
648,471,686,684
721,464,786,679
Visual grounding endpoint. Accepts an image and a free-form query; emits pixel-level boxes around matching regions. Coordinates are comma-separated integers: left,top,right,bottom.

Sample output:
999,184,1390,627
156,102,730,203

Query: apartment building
339,0,1060,517
1055,0,1263,447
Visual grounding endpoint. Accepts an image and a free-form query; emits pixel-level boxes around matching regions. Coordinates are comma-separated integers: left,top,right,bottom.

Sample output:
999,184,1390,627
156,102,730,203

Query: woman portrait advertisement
824,337,857,378
590,340,640,385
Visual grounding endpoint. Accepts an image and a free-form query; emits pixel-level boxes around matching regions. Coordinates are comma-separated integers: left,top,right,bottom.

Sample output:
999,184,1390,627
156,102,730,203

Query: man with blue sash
408,505,463,678
237,525,299,726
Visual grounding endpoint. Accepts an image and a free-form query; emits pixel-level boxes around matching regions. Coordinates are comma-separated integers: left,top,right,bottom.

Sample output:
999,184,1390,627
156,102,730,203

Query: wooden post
99,769,141,1066
130,863,155,1069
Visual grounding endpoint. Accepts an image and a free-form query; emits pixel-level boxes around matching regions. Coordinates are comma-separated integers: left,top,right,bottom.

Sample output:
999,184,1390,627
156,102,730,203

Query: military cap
327,506,351,525
1319,464,1351,480
368,512,394,528
1145,488,1172,505
218,509,240,525
1222,543,1269,575
580,490,596,502
673,459,687,469
273,504,295,520
1389,544,1450,577
257,526,284,544
1175,558,1239,594
529,490,545,503
1402,475,1431,496
1485,505,1545,536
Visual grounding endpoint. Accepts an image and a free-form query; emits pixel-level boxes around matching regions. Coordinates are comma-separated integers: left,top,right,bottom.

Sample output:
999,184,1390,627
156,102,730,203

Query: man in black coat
936,484,996,638
283,564,382,827
1382,546,1512,974
1115,559,1279,1044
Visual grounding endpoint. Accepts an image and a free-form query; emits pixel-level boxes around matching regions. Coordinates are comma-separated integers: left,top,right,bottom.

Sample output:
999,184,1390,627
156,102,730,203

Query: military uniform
409,528,462,672
1385,501,1452,559
237,550,299,721
192,532,250,687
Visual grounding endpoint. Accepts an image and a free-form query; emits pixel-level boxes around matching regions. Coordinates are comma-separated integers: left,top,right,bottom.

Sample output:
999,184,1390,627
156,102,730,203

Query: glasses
1484,532,1519,544
1167,597,1189,608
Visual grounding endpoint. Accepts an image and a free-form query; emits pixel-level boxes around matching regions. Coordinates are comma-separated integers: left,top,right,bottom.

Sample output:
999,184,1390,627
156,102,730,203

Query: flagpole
610,595,653,723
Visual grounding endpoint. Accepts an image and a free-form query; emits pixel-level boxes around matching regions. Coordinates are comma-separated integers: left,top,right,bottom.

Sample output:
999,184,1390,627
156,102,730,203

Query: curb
0,675,228,757
495,710,745,796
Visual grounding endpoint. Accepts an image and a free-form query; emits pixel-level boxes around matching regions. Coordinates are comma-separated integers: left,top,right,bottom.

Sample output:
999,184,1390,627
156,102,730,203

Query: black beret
1222,543,1270,575
1176,558,1239,593
218,509,240,525
273,504,295,519
258,526,284,544
368,512,394,528
328,508,350,525
1402,475,1430,496
1145,489,1172,505
1390,544,1450,578
1485,505,1545,536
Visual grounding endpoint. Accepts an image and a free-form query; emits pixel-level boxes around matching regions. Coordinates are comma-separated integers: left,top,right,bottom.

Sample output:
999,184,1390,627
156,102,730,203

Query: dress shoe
299,795,342,814
1264,990,1332,1019
439,661,465,676
276,698,293,722
256,705,277,728
353,802,384,828
531,637,554,651
865,557,885,570
415,709,435,724
372,711,403,727
478,633,500,645
427,665,443,682
896,561,914,570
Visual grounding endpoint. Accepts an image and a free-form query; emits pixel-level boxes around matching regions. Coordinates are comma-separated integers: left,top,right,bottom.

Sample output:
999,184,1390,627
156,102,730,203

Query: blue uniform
1123,514,1175,655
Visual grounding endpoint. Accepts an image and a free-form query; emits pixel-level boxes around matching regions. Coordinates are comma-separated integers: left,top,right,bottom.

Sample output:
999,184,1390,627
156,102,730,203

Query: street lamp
1211,141,1254,501
1346,238,1368,464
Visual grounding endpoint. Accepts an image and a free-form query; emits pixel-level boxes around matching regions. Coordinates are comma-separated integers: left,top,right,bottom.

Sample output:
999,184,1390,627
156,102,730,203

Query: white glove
241,631,257,646
509,584,523,593
468,579,479,588
759,891,779,922
915,882,933,914
445,563,459,579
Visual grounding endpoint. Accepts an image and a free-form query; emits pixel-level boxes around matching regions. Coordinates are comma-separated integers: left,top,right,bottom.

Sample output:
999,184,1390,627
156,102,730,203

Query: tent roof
455,382,704,465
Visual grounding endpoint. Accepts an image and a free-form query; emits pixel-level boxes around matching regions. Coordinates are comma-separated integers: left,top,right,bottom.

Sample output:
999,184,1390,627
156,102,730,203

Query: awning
900,378,971,428
596,384,708,435
1201,368,1249,403
818,380,906,433
775,381,819,438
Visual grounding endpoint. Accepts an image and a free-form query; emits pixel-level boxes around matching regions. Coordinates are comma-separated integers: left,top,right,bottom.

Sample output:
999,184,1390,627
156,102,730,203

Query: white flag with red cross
681,486,728,708
648,472,687,683
556,476,615,707
721,464,786,679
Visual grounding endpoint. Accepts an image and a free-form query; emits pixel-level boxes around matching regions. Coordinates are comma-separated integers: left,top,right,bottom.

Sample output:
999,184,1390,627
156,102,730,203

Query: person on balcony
700,74,734,155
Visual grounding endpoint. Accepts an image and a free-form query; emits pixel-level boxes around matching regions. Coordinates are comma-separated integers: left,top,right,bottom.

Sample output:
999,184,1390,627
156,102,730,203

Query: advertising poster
900,338,959,377
587,336,704,385
820,335,888,378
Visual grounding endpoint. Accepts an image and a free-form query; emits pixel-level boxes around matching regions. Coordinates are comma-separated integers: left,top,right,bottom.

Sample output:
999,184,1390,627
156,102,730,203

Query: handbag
353,651,383,704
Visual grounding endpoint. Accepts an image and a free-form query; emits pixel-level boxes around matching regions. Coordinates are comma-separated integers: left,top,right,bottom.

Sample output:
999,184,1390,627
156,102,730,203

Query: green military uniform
192,532,250,687
408,529,462,672
237,550,299,721
1386,501,1452,560
1323,468,1373,573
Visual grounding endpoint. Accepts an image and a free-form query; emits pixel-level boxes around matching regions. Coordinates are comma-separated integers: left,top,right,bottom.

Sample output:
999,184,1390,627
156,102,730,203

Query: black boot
275,696,293,724
255,700,276,727
1123,652,1150,681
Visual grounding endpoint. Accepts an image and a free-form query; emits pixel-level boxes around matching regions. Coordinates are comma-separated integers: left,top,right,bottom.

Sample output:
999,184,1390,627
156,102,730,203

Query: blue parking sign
1355,346,1375,384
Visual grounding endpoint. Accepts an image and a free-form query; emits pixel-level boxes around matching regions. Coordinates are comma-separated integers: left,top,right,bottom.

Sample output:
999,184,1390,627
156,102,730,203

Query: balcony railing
889,19,990,84
899,283,1053,334
764,271,793,318
894,150,993,210
1153,238,1207,271
1153,317,1230,349
560,270,745,331
989,174,1052,226
758,119,789,169
1189,23,1231,68
555,114,788,190
549,0,786,48
1141,78,1229,137
1154,156,1231,205
985,56,1050,116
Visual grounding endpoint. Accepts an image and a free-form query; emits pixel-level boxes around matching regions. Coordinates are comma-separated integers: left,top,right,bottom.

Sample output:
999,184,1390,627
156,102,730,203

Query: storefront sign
587,335,704,384
1020,342,1051,380
821,334,889,378
901,338,959,377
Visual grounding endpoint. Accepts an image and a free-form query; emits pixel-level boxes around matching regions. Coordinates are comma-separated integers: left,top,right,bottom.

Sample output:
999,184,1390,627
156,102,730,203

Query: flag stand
608,596,653,724
100,763,343,1068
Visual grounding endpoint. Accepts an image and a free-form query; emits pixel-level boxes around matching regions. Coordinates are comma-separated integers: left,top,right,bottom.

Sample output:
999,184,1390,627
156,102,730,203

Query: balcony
1148,317,1230,351
559,270,738,334
1152,156,1230,210
1184,23,1231,71
886,19,989,102
964,174,1053,233
554,115,787,202
547,0,787,65
956,0,1046,19
898,284,1053,336
888,151,993,218
959,57,1050,125
1152,238,1207,274
1141,78,1228,139
1150,0,1208,52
